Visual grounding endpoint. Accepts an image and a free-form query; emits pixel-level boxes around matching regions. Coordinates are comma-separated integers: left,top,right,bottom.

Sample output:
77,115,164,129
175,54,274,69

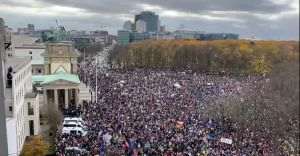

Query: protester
56,58,271,155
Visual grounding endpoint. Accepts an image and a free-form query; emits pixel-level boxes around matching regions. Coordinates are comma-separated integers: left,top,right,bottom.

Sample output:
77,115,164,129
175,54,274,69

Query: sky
0,0,299,40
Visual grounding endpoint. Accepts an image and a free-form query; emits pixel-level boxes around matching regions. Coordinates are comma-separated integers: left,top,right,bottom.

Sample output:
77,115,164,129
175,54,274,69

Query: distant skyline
0,0,299,40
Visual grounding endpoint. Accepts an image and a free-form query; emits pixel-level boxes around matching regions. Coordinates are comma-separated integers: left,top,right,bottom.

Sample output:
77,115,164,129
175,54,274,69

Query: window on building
9,106,13,112
29,120,34,135
28,102,34,115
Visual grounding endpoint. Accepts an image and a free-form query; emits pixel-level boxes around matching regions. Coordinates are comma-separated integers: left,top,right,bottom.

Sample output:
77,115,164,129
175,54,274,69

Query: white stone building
5,57,40,156
14,44,46,75
12,35,46,75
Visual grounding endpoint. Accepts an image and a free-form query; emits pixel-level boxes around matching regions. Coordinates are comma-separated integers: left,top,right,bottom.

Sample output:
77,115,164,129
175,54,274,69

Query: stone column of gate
44,89,48,106
75,88,79,107
64,89,68,109
54,89,58,109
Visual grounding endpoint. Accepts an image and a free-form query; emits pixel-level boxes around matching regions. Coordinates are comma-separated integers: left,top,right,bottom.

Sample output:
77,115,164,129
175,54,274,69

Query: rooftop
31,60,44,65
6,57,31,73
43,42,80,58
14,43,46,49
46,41,73,46
32,69,80,85
25,92,37,98
11,34,39,47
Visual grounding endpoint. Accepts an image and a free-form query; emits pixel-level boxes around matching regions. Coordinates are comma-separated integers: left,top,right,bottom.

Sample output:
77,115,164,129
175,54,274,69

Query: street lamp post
83,48,86,84
95,55,98,103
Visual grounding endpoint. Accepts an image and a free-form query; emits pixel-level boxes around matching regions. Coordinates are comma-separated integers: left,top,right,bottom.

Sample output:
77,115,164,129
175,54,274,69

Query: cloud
0,4,97,17
0,0,298,40
137,3,244,22
37,0,294,14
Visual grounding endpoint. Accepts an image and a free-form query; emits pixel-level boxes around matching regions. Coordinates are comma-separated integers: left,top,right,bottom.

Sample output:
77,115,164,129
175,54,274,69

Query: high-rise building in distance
117,30,130,45
135,11,159,32
135,20,147,33
27,24,35,32
123,21,133,31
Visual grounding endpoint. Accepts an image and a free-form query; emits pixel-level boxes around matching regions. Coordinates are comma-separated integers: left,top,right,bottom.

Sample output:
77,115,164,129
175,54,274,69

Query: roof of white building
6,57,31,73
25,92,37,98
11,35,39,47
32,67,80,85
14,44,45,49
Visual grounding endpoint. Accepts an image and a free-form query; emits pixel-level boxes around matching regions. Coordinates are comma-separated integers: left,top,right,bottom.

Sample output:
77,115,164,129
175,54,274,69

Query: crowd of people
56,57,272,156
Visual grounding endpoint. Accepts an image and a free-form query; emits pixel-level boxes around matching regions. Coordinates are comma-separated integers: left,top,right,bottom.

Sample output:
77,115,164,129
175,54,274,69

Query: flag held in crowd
220,137,233,145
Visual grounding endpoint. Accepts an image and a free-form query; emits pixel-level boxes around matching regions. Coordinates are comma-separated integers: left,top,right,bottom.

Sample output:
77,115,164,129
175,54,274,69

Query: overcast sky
0,0,299,40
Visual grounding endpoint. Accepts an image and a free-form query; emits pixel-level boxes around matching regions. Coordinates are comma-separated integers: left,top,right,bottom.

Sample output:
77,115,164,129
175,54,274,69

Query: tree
48,101,63,138
109,40,299,74
203,61,299,154
21,136,49,156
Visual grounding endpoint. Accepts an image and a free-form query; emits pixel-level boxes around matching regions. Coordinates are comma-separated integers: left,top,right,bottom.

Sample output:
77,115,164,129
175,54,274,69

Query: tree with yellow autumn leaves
20,136,49,156
109,39,299,75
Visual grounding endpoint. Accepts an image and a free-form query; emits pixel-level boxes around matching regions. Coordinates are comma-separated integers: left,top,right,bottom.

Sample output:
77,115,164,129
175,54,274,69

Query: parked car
62,117,87,136
63,117,86,128
62,126,87,136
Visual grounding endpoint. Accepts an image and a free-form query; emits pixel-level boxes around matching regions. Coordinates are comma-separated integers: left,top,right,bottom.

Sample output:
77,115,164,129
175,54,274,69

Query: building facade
27,24,35,33
117,30,130,45
14,43,46,75
173,30,204,39
44,42,79,74
0,17,9,156
123,21,133,31
90,31,110,45
136,20,147,33
1,20,40,156
5,57,40,156
33,42,81,111
194,33,239,40
1,19,93,155
135,11,159,33
130,32,146,43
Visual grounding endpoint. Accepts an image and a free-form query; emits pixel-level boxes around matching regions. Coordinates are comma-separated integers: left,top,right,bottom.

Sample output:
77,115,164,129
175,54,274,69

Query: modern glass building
135,11,159,33
194,33,239,40
123,21,133,32
117,30,131,45
130,32,147,43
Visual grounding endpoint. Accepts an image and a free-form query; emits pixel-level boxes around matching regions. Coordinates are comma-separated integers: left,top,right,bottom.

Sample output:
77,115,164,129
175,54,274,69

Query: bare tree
48,101,63,137
204,61,299,154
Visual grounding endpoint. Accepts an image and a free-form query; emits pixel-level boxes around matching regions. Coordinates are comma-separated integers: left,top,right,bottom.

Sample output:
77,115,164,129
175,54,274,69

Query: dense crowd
56,57,272,156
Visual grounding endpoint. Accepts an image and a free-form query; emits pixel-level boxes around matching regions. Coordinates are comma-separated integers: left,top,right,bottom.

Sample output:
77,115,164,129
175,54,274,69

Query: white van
64,117,84,122
63,120,86,129
64,117,85,125
62,117,87,136
62,126,88,136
